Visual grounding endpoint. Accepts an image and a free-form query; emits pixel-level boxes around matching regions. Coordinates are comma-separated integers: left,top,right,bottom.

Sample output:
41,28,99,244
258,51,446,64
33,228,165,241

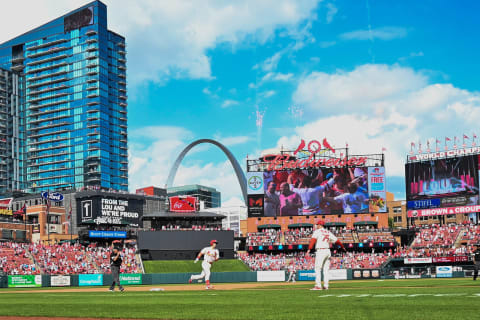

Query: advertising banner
298,269,347,281
404,257,433,264
247,195,264,217
247,172,264,195
51,275,71,287
8,275,42,288
352,269,381,279
89,230,127,239
408,204,480,217
432,256,468,263
407,199,441,210
257,271,285,282
169,196,197,213
436,266,453,278
79,274,103,286
298,270,315,281
78,196,143,227
120,274,142,285
0,198,13,216
368,167,387,213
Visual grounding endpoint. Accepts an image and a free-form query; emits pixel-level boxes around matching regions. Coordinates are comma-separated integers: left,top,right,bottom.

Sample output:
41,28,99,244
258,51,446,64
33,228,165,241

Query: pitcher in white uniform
306,221,346,290
189,240,219,289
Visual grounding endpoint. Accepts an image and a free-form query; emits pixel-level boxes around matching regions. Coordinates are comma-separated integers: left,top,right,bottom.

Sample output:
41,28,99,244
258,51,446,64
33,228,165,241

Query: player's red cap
210,240,218,245
316,220,325,226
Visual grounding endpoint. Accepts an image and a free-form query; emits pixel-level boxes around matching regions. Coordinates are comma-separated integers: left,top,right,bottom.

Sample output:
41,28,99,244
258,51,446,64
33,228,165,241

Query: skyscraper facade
0,1,128,193
0,68,24,193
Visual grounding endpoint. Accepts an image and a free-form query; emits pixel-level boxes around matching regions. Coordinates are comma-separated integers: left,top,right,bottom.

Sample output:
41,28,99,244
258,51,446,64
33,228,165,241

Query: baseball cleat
323,287,329,290
109,289,114,292
120,287,125,292
310,286,323,291
205,285,214,290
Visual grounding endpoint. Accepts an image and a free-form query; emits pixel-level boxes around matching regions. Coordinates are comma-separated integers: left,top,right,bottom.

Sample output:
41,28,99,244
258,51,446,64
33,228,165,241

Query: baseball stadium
1,2,480,320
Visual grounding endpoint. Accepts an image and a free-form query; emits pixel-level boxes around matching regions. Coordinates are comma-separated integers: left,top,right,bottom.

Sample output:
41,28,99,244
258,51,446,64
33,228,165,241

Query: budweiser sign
169,196,197,213
262,139,367,171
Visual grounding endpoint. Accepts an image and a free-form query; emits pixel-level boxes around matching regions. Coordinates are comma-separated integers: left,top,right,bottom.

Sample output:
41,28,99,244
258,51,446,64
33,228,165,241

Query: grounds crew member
109,245,125,292
306,220,346,290
472,244,480,281
189,240,220,289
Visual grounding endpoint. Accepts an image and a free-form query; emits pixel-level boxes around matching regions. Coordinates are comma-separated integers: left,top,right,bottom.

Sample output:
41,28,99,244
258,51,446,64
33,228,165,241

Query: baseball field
0,278,478,320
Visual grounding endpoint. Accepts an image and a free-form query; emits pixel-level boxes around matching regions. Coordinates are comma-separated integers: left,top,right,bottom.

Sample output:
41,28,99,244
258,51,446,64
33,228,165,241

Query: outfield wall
0,270,468,288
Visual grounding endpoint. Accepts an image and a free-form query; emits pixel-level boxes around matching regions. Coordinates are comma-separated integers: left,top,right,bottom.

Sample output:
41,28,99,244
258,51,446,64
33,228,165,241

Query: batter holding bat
189,240,219,289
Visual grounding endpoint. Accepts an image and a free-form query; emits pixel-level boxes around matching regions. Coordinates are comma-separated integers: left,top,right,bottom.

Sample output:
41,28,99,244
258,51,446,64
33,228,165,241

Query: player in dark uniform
109,246,125,292
472,245,480,281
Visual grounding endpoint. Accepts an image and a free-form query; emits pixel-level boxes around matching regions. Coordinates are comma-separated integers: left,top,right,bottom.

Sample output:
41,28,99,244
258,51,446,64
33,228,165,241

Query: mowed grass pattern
0,279,480,319
143,259,250,273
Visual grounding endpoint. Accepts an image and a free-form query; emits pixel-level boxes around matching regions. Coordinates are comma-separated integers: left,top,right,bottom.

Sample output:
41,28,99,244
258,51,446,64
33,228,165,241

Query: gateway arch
166,139,247,205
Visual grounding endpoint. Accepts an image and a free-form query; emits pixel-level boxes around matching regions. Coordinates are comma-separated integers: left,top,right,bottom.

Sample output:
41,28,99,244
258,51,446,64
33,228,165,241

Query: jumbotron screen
247,166,386,217
405,154,480,215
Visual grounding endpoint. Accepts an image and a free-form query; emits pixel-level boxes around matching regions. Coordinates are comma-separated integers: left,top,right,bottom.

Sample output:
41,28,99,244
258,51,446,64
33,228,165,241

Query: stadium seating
459,224,480,246
0,241,142,275
238,252,390,271
411,224,461,248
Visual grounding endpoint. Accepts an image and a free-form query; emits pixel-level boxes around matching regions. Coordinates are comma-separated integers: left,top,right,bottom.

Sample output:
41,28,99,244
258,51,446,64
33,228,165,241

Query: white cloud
0,0,321,85
294,64,427,113
289,63,480,181
261,72,294,82
319,41,336,48
340,26,408,41
262,90,276,98
213,135,252,147
325,3,338,23
221,99,240,108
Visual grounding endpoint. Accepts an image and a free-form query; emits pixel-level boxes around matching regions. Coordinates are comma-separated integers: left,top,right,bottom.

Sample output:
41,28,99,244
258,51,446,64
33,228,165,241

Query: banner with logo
368,167,387,213
120,274,142,285
436,266,453,278
247,195,264,217
51,275,71,287
8,275,42,288
404,257,433,264
432,256,468,263
0,198,13,216
169,196,197,213
79,274,103,286
297,269,347,281
89,230,127,239
408,205,480,217
247,172,264,195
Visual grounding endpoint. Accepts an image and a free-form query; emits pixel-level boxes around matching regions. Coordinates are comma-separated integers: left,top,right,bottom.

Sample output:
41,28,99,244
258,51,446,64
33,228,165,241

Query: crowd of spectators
0,241,141,275
411,224,461,248
459,224,480,246
238,251,390,271
0,242,38,275
247,227,395,247
393,246,470,258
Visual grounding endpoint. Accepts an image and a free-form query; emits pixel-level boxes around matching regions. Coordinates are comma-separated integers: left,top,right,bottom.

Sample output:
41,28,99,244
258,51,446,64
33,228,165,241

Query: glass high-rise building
0,1,128,193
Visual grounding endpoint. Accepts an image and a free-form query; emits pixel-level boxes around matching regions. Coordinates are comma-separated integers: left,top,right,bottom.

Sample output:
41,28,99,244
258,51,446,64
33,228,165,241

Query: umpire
473,244,480,281
109,245,125,292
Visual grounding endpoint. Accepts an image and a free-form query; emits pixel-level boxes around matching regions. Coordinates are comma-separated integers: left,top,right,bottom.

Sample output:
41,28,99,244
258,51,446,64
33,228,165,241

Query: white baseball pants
191,261,212,282
315,249,331,288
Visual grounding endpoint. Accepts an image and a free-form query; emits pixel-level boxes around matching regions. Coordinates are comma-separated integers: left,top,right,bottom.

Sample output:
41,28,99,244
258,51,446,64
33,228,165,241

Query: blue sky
2,0,480,205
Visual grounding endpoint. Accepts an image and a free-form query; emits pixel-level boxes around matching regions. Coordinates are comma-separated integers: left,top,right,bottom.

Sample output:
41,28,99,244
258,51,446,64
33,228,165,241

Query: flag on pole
473,133,477,147
382,147,387,152
426,140,431,153
418,141,422,154
435,138,441,152
453,136,457,149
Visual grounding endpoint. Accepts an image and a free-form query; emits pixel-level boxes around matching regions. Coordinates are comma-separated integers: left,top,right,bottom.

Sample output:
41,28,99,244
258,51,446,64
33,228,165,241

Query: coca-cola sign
262,139,367,171
169,196,197,213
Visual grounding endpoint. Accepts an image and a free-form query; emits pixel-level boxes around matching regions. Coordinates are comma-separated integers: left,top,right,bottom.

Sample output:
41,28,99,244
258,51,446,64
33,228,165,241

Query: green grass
143,259,250,273
0,279,479,319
